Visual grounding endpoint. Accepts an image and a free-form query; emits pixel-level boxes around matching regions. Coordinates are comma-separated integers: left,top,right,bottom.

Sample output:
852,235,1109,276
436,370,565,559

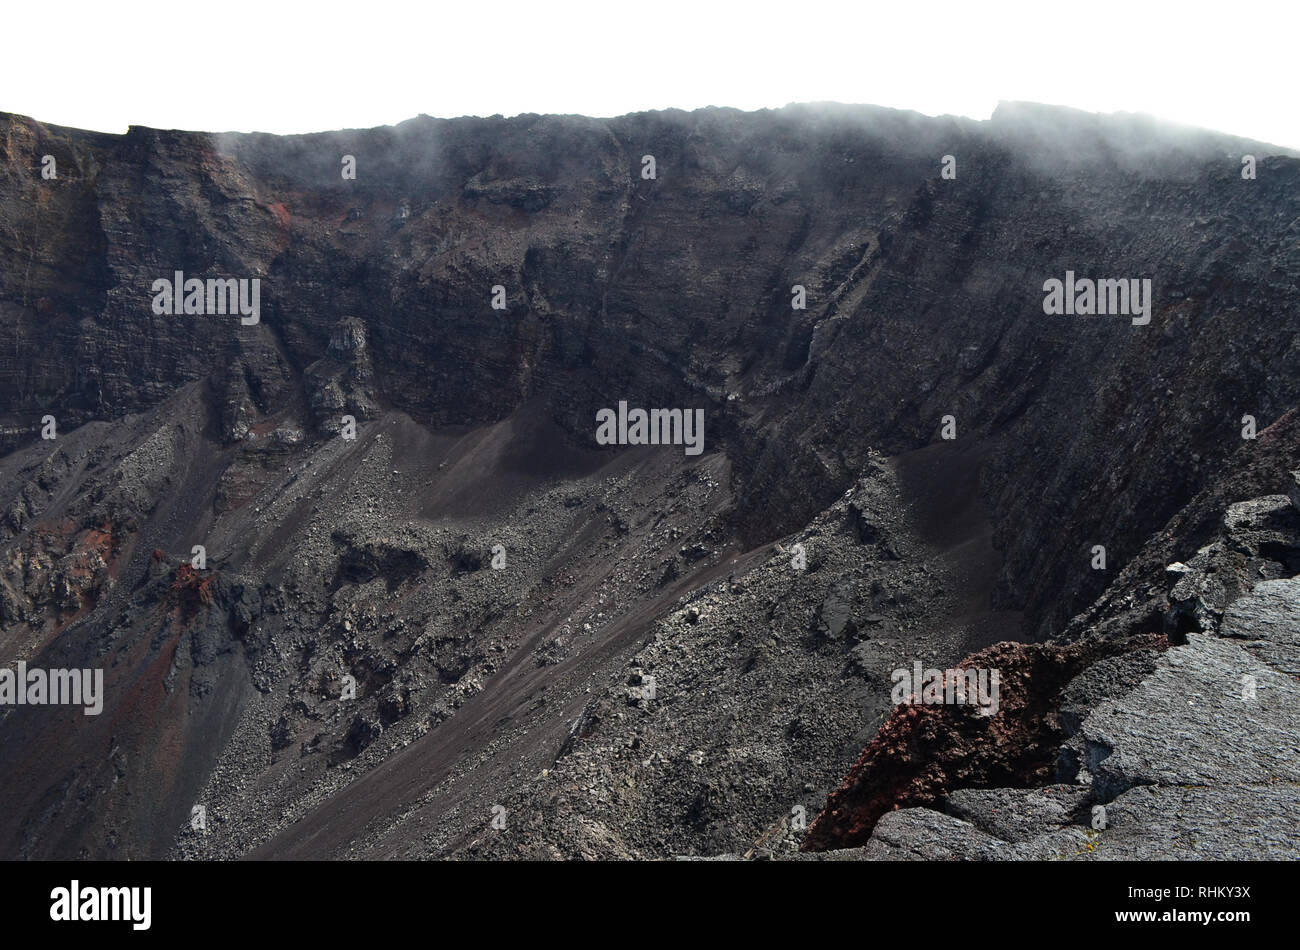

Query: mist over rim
4,0,1298,148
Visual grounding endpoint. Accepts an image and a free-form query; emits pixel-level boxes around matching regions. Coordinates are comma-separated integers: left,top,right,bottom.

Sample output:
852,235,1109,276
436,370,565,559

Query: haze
5,0,1297,149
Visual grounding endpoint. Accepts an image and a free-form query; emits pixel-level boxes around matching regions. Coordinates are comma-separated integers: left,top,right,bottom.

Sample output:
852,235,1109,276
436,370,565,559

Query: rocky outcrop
803,486,1300,859
305,317,379,427
800,634,1166,852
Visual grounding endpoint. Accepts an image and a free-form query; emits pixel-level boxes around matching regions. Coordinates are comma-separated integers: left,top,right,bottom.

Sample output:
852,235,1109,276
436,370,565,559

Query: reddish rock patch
170,562,215,613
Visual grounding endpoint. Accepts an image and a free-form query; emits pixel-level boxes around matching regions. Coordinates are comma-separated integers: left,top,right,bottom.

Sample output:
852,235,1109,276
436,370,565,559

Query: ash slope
0,103,1298,859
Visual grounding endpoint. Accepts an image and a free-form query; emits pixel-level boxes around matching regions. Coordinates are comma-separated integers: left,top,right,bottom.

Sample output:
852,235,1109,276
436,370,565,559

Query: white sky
4,0,1297,148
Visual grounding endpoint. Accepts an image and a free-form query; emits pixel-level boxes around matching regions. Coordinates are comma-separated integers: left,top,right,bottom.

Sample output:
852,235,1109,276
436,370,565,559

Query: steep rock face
0,103,1298,858
4,104,1296,641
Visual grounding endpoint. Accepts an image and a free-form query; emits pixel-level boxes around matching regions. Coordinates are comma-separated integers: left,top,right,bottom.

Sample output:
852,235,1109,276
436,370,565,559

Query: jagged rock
1056,650,1161,738
802,635,1165,852
1063,783,1300,860
1077,637,1300,800
305,317,379,426
946,786,1092,843
858,808,1004,860
1219,577,1300,675
827,570,1300,861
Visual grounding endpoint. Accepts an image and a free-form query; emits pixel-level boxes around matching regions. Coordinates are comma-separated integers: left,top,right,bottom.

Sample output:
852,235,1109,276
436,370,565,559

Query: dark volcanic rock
1,103,1298,860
